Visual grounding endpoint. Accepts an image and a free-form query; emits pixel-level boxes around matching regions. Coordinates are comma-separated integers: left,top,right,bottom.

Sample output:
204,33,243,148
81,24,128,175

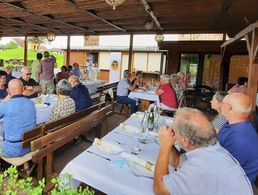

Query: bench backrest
22,126,44,148
31,105,111,162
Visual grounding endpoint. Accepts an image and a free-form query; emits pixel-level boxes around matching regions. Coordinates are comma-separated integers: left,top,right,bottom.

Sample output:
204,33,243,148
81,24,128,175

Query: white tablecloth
61,113,173,195
12,71,21,78
128,91,160,105
81,80,105,95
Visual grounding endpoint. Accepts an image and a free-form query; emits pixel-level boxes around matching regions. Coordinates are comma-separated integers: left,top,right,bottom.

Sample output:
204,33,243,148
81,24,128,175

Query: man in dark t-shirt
20,66,41,98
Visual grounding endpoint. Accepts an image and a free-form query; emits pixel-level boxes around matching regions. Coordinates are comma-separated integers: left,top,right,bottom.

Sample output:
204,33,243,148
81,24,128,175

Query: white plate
35,103,48,109
93,141,123,155
128,161,154,178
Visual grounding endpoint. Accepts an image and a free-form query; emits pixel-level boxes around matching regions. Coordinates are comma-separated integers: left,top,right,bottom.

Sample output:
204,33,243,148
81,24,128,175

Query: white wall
147,53,161,72
99,52,110,69
121,53,129,79
133,53,148,71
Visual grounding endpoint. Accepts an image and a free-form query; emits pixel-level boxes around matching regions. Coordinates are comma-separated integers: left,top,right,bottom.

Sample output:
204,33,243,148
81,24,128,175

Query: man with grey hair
20,66,41,98
154,107,253,195
38,51,56,94
219,92,258,186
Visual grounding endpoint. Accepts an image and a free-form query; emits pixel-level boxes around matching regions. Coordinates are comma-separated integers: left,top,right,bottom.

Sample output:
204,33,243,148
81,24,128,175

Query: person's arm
128,79,138,91
155,82,164,95
154,126,176,195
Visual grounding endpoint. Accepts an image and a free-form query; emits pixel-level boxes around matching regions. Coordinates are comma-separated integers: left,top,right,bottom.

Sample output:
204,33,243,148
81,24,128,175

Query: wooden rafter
0,0,95,34
64,0,126,32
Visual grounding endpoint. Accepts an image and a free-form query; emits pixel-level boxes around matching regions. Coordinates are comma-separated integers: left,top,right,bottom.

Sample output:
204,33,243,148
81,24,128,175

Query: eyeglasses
26,73,32,76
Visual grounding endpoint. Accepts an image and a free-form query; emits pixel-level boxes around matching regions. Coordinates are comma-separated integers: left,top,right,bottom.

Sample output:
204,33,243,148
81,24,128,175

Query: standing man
39,51,55,94
219,92,258,186
0,79,36,157
68,75,92,112
154,107,253,195
20,66,41,98
31,53,43,82
117,71,138,114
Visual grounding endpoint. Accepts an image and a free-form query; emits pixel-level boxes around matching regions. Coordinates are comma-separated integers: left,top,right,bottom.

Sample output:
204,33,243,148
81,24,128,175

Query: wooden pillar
128,33,133,71
219,53,231,91
246,30,258,111
24,36,28,66
196,53,204,85
66,35,71,66
160,52,164,74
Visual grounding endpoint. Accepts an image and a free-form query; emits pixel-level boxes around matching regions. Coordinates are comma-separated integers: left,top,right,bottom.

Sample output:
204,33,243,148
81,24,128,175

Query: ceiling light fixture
47,32,56,42
155,33,164,42
105,0,125,10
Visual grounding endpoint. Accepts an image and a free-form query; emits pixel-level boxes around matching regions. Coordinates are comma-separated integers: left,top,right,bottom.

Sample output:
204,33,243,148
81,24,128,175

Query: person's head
21,66,32,81
37,53,43,60
177,72,185,80
0,70,7,87
160,75,170,85
237,77,248,87
56,79,72,96
136,71,143,79
173,107,217,151
73,63,79,69
221,93,252,123
8,79,23,96
61,65,67,73
43,51,50,58
4,67,12,75
67,65,73,72
210,91,228,113
124,71,131,81
68,75,80,87
170,74,179,85
87,57,92,62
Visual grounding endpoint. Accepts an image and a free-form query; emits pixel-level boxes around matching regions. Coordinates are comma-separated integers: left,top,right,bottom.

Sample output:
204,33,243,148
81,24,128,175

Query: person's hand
156,81,161,87
159,126,176,150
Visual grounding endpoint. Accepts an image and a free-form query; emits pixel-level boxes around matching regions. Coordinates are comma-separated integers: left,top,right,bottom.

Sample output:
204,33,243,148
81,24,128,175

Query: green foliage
0,41,19,50
0,48,64,67
51,173,95,195
0,166,94,195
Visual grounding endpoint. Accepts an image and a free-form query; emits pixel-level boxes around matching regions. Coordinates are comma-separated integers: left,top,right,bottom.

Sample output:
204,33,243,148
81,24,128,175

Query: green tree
1,41,19,50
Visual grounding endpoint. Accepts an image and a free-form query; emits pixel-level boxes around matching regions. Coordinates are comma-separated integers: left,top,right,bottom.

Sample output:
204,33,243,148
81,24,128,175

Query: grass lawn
0,48,64,67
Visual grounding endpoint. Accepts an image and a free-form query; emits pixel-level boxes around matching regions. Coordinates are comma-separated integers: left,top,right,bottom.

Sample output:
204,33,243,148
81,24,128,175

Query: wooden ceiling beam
139,0,163,31
0,0,95,34
63,0,126,32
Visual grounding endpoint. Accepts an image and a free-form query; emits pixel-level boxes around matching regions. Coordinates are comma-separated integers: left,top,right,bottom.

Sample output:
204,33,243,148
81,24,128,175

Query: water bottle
147,108,154,130
139,111,149,144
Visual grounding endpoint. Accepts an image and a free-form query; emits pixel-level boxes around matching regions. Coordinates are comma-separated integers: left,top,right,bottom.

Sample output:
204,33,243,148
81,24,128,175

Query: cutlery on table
87,151,111,161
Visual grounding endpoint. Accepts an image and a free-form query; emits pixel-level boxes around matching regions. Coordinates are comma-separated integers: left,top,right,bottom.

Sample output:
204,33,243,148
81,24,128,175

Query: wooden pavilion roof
0,0,258,37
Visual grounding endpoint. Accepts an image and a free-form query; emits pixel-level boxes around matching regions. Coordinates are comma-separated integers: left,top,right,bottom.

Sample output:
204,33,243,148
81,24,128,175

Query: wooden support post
66,35,71,66
24,36,28,66
246,30,258,111
128,33,133,71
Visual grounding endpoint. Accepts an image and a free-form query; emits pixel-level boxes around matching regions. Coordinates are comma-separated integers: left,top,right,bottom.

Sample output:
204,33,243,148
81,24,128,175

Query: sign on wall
109,52,121,83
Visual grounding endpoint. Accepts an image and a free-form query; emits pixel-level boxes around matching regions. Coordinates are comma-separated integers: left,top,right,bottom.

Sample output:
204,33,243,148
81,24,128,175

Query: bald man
219,93,258,185
0,79,36,157
68,75,92,112
154,107,253,195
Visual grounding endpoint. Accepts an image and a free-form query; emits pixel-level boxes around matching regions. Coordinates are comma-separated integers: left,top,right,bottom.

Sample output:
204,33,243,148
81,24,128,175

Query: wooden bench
0,102,105,178
30,105,112,182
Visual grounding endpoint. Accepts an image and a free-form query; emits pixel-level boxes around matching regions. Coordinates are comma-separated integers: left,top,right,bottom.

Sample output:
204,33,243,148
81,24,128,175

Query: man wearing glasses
0,70,8,100
20,66,41,98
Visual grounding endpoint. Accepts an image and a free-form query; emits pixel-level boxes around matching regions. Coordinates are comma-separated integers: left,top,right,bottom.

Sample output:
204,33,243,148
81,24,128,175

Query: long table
128,90,160,105
81,80,106,95
60,113,172,195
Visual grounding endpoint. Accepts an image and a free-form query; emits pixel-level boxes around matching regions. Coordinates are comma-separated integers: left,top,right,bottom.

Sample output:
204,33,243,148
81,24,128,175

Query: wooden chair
0,126,44,177
30,105,111,182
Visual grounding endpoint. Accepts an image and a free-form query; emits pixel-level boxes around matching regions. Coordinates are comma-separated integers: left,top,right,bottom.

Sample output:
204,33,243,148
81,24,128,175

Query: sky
0,34,179,48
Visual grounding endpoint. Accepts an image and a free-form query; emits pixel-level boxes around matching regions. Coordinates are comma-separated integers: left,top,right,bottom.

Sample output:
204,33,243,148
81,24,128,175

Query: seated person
0,79,36,157
55,65,70,83
20,66,41,98
0,70,8,100
154,107,253,195
132,71,145,88
177,71,187,91
170,74,184,102
219,93,258,185
155,75,177,110
3,67,15,85
71,63,82,78
117,71,138,114
228,77,248,94
68,75,92,112
50,79,75,121
210,91,228,132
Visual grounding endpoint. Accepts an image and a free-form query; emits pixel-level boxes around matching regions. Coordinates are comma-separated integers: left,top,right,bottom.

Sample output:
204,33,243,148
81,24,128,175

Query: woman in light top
210,91,228,132
50,79,75,121
155,75,177,110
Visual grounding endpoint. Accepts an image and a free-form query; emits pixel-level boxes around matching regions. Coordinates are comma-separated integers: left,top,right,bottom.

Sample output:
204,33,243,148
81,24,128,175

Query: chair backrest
22,126,44,148
31,105,111,162
43,102,104,133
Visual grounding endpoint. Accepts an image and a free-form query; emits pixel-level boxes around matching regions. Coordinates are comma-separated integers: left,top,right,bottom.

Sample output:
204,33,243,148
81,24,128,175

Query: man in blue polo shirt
0,79,36,157
68,75,92,112
219,92,258,185
154,107,253,195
